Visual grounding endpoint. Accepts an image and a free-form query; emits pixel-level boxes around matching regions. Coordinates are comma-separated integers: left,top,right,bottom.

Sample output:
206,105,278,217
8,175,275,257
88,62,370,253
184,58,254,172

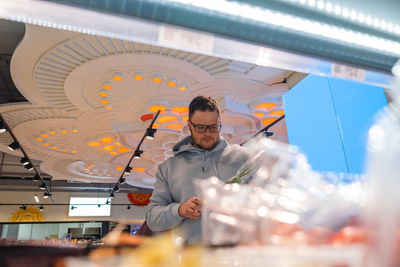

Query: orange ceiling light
100,136,114,144
102,82,112,90
99,89,108,97
43,143,50,146
116,167,123,171
171,107,189,114
35,137,43,141
179,85,187,91
114,141,121,146
112,72,123,81
134,72,144,81
269,110,285,116
140,113,154,122
71,150,77,153
134,167,147,173
49,130,56,135
101,97,110,104
103,145,116,151
153,123,160,128
72,129,78,133
255,102,277,110
149,105,166,113
116,147,133,153
41,133,48,138
88,141,101,147
158,116,178,124
51,146,58,149
165,123,184,130
254,112,265,118
105,106,113,110
110,151,118,155
61,148,68,152
152,74,163,83
60,128,68,134
262,118,278,125
182,116,189,121
167,78,177,87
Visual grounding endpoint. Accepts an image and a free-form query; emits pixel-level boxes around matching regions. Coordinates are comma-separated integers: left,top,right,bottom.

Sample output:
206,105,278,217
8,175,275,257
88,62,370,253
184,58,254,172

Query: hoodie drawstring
201,152,205,172
211,152,221,179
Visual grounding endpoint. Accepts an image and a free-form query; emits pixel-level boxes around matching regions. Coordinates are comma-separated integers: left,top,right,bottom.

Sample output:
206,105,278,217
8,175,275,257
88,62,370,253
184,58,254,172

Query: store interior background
0,0,398,243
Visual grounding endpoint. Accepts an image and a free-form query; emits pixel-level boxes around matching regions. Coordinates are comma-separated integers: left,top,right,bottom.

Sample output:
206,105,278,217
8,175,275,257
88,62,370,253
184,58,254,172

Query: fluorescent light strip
166,0,400,56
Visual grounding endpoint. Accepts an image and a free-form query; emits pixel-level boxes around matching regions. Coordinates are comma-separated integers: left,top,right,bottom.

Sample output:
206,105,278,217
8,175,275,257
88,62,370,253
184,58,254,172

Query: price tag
158,25,214,53
332,63,366,82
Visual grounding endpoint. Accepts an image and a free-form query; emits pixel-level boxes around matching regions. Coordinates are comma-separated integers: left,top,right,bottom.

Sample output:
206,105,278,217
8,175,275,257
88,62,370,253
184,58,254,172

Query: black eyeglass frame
189,120,222,133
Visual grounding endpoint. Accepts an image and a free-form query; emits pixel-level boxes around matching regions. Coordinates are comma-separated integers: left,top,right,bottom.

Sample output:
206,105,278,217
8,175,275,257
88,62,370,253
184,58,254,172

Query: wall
0,190,146,223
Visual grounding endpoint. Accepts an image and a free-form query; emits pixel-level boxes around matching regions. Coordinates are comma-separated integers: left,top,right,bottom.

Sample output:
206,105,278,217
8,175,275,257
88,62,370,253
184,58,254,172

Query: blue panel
282,75,348,172
283,74,387,174
327,78,387,173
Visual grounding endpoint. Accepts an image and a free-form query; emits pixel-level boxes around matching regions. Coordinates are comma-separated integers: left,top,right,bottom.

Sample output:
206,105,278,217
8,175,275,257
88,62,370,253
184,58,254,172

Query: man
146,96,251,244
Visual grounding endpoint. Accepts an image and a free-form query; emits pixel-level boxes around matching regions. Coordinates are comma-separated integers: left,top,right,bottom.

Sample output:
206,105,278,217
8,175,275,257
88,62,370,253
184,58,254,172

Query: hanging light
145,128,157,140
0,119,6,133
124,167,132,175
20,205,27,210
127,205,131,210
39,182,46,190
110,192,115,199
119,177,126,184
20,157,29,166
133,150,143,159
8,141,19,151
34,194,39,203
33,174,41,183
24,163,34,171
114,185,120,193
43,192,52,198
39,205,44,211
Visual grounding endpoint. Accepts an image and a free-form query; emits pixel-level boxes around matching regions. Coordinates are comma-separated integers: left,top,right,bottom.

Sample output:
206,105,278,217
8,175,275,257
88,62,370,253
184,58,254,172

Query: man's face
188,110,221,150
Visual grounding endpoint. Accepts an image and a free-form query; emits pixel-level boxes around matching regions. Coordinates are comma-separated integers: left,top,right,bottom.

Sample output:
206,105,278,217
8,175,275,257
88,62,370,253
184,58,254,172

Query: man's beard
191,133,219,151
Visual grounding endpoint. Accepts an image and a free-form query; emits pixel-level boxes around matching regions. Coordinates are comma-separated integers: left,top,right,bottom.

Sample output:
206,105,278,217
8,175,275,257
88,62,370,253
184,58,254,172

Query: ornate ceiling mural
0,24,292,189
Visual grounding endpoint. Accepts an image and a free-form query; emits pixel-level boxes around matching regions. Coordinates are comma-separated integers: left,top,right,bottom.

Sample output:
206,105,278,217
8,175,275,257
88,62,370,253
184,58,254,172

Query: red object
140,114,154,122
127,193,152,205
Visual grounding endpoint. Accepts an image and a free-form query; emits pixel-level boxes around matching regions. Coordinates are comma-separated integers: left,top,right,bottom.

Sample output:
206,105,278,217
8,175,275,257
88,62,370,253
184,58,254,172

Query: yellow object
269,110,285,116
100,136,114,144
149,105,167,113
99,92,108,97
10,207,44,222
152,75,162,83
255,102,277,110
171,107,189,113
101,99,110,104
165,123,183,131
88,141,101,147
158,116,178,124
254,112,265,118
116,147,133,153
49,131,56,135
41,134,48,137
35,137,43,141
103,145,116,151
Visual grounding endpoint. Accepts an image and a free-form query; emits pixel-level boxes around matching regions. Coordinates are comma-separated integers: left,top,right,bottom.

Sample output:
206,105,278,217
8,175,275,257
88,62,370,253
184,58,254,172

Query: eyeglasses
189,120,222,133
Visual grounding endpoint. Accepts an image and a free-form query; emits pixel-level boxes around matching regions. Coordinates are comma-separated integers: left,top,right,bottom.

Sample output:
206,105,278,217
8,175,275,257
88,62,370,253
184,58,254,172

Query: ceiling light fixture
133,150,143,159
102,81,112,90
145,128,157,140
124,166,132,175
34,194,39,203
0,119,6,133
133,72,144,81
179,85,187,91
20,157,29,166
33,174,41,183
119,177,126,184
152,74,163,83
8,141,20,151
24,163,34,171
110,192,115,199
112,72,123,81
99,89,108,97
114,185,120,193
39,205,44,211
167,78,177,86
39,183,46,190
101,97,110,105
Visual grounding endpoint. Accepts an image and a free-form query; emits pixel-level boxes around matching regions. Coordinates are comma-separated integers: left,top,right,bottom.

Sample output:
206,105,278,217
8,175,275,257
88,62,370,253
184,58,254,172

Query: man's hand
178,197,202,219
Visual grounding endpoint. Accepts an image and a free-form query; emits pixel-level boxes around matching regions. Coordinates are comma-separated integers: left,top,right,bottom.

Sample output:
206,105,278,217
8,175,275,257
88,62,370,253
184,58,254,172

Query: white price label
158,25,214,53
332,64,366,82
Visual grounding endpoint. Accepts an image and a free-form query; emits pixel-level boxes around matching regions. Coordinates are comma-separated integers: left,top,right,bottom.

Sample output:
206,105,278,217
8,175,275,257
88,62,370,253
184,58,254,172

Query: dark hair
188,96,220,119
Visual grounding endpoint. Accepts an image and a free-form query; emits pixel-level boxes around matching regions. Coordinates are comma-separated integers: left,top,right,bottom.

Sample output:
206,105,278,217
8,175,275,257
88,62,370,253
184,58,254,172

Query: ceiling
0,19,305,191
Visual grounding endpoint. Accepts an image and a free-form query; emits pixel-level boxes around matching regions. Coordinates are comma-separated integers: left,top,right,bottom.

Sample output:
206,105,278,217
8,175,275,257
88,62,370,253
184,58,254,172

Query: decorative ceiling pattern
0,24,293,188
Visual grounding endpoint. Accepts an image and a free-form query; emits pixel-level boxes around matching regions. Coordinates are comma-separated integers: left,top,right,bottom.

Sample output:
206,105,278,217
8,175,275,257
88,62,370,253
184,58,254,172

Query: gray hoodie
146,135,251,244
